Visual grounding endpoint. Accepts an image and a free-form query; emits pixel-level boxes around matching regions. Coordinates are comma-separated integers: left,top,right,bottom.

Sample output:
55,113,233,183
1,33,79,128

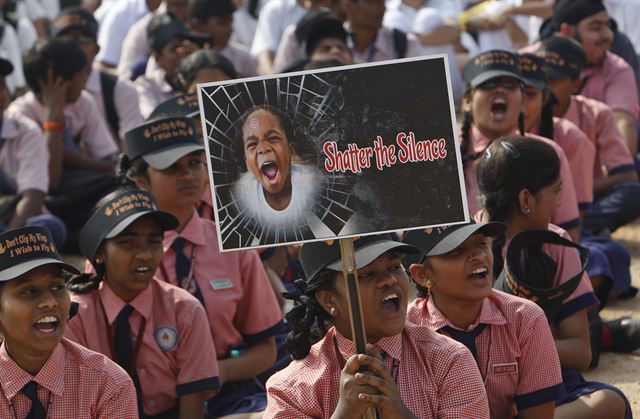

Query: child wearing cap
460,49,582,241
136,12,208,119
551,0,639,155
475,136,631,419
64,188,220,419
404,219,565,419
233,104,321,231
0,226,138,418
188,0,257,78
520,52,596,217
518,51,631,304
51,7,143,149
537,36,640,238
120,116,285,418
264,235,490,418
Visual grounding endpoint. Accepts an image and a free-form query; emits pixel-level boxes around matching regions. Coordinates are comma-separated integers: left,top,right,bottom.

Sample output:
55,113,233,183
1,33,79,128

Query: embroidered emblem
155,326,179,351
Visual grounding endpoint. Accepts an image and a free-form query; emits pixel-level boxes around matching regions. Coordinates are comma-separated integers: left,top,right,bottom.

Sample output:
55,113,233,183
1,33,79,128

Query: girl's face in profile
242,109,294,196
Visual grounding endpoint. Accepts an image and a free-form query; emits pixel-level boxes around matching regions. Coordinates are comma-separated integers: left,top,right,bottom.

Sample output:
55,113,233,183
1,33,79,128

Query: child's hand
39,67,69,122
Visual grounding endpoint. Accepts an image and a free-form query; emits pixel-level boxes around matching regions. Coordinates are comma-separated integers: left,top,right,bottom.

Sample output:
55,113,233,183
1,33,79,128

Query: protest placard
198,55,469,251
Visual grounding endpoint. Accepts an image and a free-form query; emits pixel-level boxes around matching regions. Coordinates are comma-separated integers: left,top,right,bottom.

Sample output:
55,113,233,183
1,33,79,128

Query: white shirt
222,42,258,77
135,66,175,119
234,163,321,226
0,109,49,194
96,0,150,66
117,11,154,80
250,0,307,57
85,66,143,143
412,8,464,101
232,0,269,48
0,23,25,94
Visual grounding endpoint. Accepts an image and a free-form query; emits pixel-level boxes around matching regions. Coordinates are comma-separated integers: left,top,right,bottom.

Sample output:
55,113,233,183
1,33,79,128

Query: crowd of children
0,0,639,417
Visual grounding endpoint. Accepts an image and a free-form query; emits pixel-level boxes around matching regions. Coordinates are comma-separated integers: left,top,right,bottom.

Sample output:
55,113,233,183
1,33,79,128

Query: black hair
23,38,87,95
188,0,235,20
116,153,150,188
176,49,237,91
233,104,299,172
304,57,346,70
476,136,560,278
538,90,558,140
66,188,137,294
284,270,336,360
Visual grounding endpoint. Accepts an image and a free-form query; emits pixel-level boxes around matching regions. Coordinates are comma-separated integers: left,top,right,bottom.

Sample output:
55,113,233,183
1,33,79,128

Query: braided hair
476,136,560,278
538,91,558,140
283,270,336,360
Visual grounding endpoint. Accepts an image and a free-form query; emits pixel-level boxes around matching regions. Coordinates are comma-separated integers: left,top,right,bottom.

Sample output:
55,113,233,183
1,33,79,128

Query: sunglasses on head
477,78,522,91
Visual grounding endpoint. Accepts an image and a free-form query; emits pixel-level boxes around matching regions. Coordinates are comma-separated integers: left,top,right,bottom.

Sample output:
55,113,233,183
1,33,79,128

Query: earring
522,207,530,215
425,279,433,290
95,256,102,264
330,307,337,316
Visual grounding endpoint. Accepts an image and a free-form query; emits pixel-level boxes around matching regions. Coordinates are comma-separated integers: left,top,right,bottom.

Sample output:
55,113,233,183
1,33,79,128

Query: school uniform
135,66,176,120
264,324,490,418
221,42,258,78
564,94,640,235
65,279,220,417
157,210,285,416
0,338,139,419
530,116,596,211
498,225,632,418
580,51,640,119
0,109,49,197
85,66,144,144
462,125,581,231
345,25,423,63
9,91,118,160
407,289,566,419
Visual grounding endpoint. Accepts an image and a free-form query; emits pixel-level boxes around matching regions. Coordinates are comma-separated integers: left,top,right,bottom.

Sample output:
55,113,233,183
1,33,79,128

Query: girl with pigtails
458,49,582,242
64,188,220,419
264,235,490,418
475,135,631,419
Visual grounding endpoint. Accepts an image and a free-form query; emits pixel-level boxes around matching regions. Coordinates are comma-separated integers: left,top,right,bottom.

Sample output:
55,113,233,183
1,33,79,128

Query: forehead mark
248,117,260,129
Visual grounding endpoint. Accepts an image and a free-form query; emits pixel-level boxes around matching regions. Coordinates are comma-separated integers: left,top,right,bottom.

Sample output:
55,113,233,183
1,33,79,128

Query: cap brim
522,76,547,90
104,210,179,239
0,58,13,77
326,240,419,272
142,144,204,170
470,70,523,87
427,222,506,257
545,66,572,80
0,259,80,283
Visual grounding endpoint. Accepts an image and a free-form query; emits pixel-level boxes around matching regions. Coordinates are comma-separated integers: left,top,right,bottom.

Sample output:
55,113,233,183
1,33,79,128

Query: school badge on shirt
155,326,179,351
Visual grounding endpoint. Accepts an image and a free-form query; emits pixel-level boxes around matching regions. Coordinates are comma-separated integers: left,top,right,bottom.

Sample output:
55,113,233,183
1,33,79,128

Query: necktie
114,304,144,417
171,237,205,305
115,304,135,372
440,324,487,363
21,381,45,419
171,237,190,288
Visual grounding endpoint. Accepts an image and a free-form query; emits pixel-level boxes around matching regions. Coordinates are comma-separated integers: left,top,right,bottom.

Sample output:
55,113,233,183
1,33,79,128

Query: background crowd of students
0,0,640,418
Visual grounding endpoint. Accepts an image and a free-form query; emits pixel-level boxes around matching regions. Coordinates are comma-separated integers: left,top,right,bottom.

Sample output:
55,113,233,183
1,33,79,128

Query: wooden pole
339,238,377,419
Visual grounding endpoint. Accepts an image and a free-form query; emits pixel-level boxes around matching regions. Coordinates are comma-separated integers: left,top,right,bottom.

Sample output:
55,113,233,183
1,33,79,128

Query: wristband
43,120,64,132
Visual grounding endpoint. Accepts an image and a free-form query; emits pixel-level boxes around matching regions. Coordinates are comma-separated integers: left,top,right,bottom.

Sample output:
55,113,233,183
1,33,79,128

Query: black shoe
604,317,640,352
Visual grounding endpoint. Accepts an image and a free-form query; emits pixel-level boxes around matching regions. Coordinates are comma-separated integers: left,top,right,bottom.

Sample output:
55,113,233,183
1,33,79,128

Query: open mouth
261,161,280,185
133,266,154,281
380,293,401,316
467,266,489,282
34,315,59,334
490,99,507,119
